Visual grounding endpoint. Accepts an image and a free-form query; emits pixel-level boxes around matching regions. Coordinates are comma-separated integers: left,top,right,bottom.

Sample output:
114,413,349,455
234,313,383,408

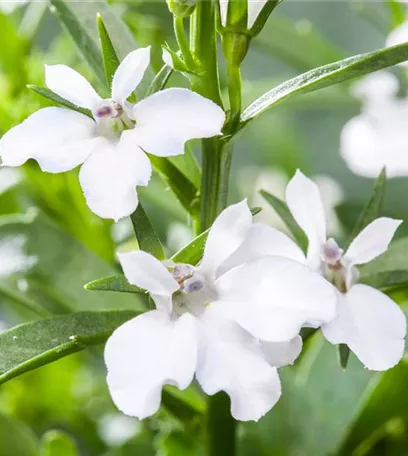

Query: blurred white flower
0,47,225,221
167,222,193,254
0,168,21,194
340,71,408,178
386,20,408,68
105,200,335,421
238,166,344,238
219,0,268,29
0,235,36,278
0,0,28,14
241,170,406,371
98,414,140,446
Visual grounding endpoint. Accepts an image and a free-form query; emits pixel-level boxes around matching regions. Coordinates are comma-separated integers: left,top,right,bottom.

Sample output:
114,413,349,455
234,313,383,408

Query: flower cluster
105,173,406,422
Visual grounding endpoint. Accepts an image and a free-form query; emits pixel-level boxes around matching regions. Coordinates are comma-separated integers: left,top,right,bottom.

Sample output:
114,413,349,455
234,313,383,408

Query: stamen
321,238,343,266
172,263,194,282
183,276,204,293
92,99,124,120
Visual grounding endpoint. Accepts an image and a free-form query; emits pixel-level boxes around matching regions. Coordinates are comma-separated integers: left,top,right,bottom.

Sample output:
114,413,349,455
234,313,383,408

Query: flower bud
167,0,197,18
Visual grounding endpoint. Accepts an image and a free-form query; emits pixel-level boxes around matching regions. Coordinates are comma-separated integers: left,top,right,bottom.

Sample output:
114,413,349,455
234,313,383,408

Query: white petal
344,217,402,266
118,250,179,310
286,170,327,269
351,72,399,101
196,307,281,421
105,310,197,419
112,47,151,104
0,107,98,172
261,336,303,367
247,0,267,28
132,88,225,157
215,256,336,342
79,131,152,221
322,285,406,371
386,21,408,68
340,110,408,178
199,200,252,279
45,64,101,109
219,0,228,26
219,223,306,274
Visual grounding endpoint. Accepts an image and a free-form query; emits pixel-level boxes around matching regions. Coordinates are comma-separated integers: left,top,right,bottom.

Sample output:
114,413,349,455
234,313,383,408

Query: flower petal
386,21,408,68
247,0,267,28
105,310,197,419
112,47,151,104
45,64,101,109
261,336,303,368
0,107,98,172
286,170,327,269
79,131,152,221
219,0,228,26
196,307,281,421
344,217,402,266
322,284,406,371
132,88,225,157
219,223,306,274
118,250,179,311
215,256,336,342
198,200,253,279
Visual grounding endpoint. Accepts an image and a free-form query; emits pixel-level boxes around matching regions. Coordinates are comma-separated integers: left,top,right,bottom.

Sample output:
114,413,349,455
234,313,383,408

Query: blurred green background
0,1,408,455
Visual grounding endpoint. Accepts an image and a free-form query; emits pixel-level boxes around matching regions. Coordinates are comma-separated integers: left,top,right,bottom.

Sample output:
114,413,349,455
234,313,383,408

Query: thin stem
206,393,236,456
226,62,242,133
174,16,196,70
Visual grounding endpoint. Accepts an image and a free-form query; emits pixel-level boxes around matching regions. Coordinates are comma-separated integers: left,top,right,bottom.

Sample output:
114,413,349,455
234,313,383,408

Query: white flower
386,20,408,68
340,72,408,178
219,0,268,29
0,47,225,221
105,200,335,421
238,170,406,371
0,0,27,14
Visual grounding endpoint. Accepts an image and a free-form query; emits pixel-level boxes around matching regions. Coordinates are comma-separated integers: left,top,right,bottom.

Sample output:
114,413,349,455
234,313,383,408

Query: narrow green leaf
260,189,308,254
97,13,120,87
162,386,205,422
0,413,38,456
149,155,200,216
49,0,105,86
240,42,408,129
27,84,92,118
130,203,166,260
84,274,144,294
168,144,202,190
345,168,386,250
40,430,78,456
338,343,351,371
0,310,137,385
359,270,408,291
146,64,173,96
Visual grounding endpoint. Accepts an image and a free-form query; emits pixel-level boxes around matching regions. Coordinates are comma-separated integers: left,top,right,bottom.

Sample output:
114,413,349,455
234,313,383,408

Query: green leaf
240,42,408,129
130,203,166,260
338,344,351,371
146,64,173,97
84,274,144,294
359,270,408,291
40,430,78,456
260,189,308,254
345,168,387,250
0,413,39,456
97,13,120,87
49,0,105,87
149,155,200,216
27,84,92,118
172,229,209,266
0,310,138,385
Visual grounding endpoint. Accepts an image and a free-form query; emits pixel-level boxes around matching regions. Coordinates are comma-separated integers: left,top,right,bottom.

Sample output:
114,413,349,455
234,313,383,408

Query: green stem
226,62,242,132
206,393,236,456
174,16,196,70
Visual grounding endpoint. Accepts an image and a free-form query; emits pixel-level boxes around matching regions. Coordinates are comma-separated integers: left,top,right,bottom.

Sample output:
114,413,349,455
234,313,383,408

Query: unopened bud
167,0,197,18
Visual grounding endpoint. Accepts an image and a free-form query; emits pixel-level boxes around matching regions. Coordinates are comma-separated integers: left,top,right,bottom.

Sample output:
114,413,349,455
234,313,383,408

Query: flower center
92,99,134,141
320,238,348,292
171,263,216,316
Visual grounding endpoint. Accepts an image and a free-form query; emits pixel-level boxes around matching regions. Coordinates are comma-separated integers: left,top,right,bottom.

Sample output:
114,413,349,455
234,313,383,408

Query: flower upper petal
78,131,152,221
344,217,402,267
219,0,228,26
219,223,306,274
286,170,327,269
247,0,267,28
112,47,151,104
322,284,406,371
45,64,101,109
105,310,197,419
196,307,281,421
0,107,98,172
215,256,336,342
199,200,252,279
132,88,225,157
118,250,179,309
261,336,303,368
